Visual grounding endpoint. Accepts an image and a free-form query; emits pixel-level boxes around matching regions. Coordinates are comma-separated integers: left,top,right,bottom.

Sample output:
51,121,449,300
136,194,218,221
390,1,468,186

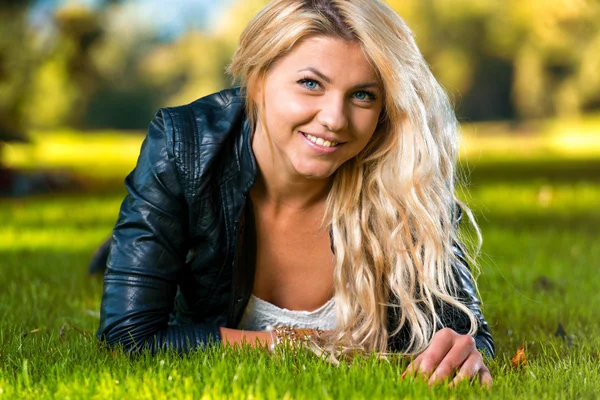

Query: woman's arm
97,110,220,353
219,328,324,350
219,328,272,348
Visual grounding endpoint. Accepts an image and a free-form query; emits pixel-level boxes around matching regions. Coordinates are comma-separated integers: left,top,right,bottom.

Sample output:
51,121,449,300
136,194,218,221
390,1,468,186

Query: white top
236,294,337,331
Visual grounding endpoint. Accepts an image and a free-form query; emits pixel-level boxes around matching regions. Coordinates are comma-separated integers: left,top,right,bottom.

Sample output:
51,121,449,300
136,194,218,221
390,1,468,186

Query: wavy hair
228,0,482,356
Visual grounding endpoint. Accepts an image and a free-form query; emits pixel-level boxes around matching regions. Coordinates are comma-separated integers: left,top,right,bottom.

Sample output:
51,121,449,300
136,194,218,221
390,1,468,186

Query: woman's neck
250,168,330,213
251,135,331,212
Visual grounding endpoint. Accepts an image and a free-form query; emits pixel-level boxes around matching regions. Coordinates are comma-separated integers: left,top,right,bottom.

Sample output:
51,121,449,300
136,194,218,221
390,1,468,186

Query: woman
97,0,494,387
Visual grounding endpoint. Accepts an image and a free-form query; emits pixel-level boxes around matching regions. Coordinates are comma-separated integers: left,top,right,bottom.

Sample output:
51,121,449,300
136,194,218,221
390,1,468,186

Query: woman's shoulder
151,86,249,176
187,86,245,109
148,87,253,203
159,87,246,143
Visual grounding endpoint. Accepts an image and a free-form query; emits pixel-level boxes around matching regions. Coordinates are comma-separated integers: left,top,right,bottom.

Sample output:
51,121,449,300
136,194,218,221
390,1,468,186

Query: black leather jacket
97,87,494,357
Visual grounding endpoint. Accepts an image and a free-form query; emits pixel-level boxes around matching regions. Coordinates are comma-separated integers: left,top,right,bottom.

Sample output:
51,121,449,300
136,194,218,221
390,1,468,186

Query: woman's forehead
270,36,382,86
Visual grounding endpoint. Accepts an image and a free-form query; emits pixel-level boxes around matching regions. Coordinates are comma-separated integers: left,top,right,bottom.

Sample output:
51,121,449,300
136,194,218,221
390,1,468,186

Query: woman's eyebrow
297,67,380,90
353,82,380,90
297,67,332,83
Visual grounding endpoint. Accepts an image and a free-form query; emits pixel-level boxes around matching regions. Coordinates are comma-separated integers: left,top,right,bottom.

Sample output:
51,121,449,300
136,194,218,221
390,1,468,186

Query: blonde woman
96,0,494,387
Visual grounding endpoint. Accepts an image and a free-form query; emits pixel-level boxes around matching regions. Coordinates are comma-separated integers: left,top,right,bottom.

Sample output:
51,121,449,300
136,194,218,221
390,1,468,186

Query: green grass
1,130,600,398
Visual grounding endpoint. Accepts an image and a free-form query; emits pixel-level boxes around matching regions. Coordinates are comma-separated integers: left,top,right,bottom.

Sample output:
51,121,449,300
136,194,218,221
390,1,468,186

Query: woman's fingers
401,328,457,379
479,367,493,389
400,329,492,388
401,356,419,379
428,334,476,384
448,352,493,389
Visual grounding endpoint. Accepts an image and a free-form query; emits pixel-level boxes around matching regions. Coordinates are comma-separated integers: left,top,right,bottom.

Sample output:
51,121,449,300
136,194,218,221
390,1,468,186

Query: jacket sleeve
444,241,495,358
439,203,494,358
96,109,221,353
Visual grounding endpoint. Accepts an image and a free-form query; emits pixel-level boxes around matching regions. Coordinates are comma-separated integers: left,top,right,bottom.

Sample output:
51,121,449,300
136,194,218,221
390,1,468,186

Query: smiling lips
301,132,340,148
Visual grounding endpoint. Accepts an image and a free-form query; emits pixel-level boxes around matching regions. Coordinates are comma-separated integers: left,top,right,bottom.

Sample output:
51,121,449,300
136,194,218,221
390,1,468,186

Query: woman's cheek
289,95,318,120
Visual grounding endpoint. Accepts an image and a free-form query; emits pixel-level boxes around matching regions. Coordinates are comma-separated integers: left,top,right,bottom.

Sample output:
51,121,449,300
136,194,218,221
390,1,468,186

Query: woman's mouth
299,131,343,154
300,132,340,148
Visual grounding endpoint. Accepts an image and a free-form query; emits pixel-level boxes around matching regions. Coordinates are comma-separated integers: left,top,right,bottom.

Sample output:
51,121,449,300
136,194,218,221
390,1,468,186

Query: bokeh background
1,0,600,189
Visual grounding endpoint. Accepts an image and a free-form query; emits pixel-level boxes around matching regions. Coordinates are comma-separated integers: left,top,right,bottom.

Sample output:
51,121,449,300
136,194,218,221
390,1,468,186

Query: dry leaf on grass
22,328,41,338
511,343,528,369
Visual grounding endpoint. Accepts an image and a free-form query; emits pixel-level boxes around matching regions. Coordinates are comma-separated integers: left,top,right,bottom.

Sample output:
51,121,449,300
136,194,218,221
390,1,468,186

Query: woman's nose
316,95,348,132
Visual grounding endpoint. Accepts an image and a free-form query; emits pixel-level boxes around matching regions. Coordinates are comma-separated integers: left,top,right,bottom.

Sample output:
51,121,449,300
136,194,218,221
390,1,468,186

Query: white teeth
303,133,338,147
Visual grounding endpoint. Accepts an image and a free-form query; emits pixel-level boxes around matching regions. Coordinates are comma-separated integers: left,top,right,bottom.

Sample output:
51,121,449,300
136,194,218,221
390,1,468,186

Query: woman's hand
401,328,492,388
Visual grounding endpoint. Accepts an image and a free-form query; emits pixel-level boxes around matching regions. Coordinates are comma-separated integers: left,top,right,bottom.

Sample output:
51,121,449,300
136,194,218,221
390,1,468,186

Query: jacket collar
214,87,257,195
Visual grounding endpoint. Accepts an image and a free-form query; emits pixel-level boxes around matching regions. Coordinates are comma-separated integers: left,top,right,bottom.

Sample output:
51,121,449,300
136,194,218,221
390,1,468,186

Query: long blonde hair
228,0,481,356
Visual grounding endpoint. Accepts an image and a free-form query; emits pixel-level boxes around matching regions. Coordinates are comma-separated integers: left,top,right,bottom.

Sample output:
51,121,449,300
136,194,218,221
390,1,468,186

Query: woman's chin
293,163,337,180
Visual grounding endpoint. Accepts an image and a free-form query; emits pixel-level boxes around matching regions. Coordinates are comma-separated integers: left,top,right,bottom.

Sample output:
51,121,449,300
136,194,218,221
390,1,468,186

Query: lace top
236,295,337,331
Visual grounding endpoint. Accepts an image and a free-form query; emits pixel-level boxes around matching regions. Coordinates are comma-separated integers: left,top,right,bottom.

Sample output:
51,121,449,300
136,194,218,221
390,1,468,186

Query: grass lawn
1,123,599,398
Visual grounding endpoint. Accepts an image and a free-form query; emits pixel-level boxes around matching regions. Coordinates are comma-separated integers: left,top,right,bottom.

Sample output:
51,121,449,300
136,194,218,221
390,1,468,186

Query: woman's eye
353,91,376,102
354,92,367,100
298,78,320,91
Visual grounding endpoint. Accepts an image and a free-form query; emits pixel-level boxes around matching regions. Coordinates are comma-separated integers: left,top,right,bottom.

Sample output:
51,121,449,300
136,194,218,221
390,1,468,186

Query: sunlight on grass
465,182,600,215
0,227,108,252
0,195,121,251
2,130,144,179
460,115,600,160
2,116,600,183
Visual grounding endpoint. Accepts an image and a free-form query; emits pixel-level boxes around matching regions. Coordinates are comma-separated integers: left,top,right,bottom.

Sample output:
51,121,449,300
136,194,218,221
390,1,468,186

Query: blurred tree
25,3,104,128
136,0,269,110
25,1,163,130
0,0,35,143
139,32,231,108
389,0,600,120
80,3,164,129
507,0,600,118
10,0,600,132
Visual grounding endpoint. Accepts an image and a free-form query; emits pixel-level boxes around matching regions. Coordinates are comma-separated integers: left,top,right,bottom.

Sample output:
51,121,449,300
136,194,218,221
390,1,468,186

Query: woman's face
253,35,384,181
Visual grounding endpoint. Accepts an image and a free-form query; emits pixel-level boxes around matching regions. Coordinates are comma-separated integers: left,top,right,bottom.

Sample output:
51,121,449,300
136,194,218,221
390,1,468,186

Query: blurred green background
2,0,600,189
1,0,600,183
2,0,600,133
